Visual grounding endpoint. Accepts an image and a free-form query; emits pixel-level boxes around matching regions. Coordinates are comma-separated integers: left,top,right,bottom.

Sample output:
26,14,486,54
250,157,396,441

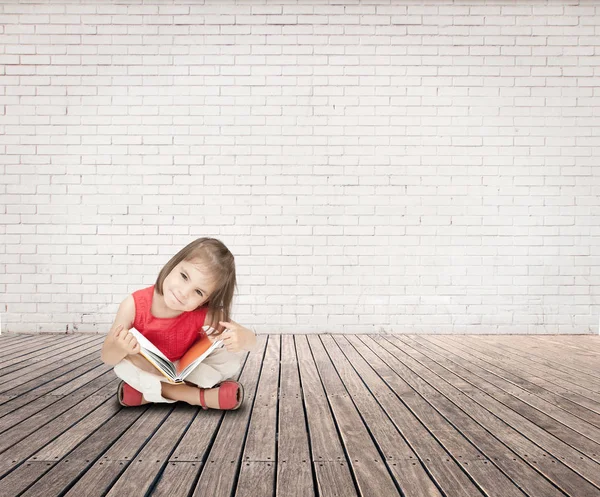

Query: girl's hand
214,320,256,353
112,325,141,356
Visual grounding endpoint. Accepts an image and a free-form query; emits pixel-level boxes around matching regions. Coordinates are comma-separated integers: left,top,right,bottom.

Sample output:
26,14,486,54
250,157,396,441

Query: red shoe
117,381,145,407
199,381,244,410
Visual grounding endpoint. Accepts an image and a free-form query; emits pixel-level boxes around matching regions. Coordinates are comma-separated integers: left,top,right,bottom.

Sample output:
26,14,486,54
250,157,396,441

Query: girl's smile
169,290,184,306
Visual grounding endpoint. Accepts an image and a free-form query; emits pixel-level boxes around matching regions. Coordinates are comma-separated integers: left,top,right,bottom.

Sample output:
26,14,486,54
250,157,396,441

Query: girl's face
162,259,217,312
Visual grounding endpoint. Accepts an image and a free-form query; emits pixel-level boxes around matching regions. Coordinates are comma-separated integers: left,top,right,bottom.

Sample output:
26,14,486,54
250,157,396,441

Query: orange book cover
177,334,214,374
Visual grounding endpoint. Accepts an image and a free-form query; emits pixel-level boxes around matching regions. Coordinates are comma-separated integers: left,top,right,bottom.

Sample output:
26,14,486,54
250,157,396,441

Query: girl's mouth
172,291,183,305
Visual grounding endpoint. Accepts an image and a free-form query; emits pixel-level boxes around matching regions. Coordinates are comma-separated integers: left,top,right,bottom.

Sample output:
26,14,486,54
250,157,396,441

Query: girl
101,237,257,409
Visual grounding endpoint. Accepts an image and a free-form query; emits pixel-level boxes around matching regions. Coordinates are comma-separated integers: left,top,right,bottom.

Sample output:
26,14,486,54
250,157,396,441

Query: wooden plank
537,336,600,360
0,335,55,357
337,335,521,497
464,335,600,397
276,335,314,497
0,363,112,433
477,336,600,388
4,333,596,497
235,335,280,497
446,335,600,410
0,332,38,339
66,461,128,497
0,376,119,479
322,337,445,456
9,408,145,497
0,333,62,350
0,349,102,398
294,336,349,462
0,462,57,497
0,334,37,348
0,358,108,421
0,335,98,372
324,337,447,457
0,335,102,371
151,462,201,496
241,335,279,463
235,462,275,497
165,350,250,465
189,335,267,497
543,336,600,355
151,349,253,496
168,351,249,464
277,461,315,497
472,335,600,392
0,339,104,394
349,336,571,497
31,399,121,461
105,404,198,496
168,408,223,463
324,335,450,497
63,406,175,496
49,362,114,397
307,335,402,497
294,335,357,496
404,336,600,465
313,461,357,497
425,336,600,445
383,335,600,497
0,371,116,454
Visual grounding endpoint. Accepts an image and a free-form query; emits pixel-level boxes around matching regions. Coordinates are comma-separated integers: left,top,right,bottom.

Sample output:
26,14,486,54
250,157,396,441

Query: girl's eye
196,290,203,296
180,273,187,280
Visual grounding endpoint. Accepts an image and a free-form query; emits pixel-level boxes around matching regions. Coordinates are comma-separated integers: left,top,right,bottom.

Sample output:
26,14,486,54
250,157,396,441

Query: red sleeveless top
132,285,208,362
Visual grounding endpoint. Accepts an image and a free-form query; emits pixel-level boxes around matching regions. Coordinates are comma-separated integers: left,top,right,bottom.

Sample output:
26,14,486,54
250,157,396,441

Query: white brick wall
1,1,599,334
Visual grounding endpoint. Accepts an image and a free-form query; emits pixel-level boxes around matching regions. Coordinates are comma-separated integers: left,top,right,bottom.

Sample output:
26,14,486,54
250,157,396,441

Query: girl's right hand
112,325,141,356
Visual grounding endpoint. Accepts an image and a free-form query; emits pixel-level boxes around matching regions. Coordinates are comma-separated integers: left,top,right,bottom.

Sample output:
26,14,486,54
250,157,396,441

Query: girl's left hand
215,320,257,353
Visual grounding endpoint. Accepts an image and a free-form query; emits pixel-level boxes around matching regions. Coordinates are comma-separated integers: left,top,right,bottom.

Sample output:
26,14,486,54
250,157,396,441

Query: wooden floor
0,334,599,497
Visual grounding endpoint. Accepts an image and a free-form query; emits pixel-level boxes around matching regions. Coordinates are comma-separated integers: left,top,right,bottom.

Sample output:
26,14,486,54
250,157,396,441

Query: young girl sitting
101,237,257,410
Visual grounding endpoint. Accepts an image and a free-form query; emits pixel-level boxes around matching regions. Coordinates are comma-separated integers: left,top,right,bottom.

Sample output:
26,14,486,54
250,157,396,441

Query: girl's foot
199,381,244,410
159,381,244,409
117,381,150,406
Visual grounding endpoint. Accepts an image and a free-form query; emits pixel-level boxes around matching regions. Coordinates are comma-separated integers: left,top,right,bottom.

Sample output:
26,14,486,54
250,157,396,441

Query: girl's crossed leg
114,349,243,409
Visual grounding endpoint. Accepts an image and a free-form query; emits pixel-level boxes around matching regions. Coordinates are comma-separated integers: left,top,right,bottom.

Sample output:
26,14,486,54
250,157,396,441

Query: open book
129,326,224,384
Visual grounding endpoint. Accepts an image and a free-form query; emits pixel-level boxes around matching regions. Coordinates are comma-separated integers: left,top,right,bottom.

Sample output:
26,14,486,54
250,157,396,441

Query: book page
129,328,169,362
143,351,177,379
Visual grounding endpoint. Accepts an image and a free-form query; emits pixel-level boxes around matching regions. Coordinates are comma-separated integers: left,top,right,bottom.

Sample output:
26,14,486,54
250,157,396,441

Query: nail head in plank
235,461,275,497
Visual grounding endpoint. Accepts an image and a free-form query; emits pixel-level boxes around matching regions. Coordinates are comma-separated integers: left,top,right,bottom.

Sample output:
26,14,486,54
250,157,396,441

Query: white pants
113,347,243,403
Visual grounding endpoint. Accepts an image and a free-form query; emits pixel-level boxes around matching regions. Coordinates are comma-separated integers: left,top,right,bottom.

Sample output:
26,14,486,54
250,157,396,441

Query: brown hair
155,237,236,334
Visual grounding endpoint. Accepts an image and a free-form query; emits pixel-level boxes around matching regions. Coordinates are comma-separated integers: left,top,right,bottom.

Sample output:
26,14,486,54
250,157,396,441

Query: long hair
155,237,236,334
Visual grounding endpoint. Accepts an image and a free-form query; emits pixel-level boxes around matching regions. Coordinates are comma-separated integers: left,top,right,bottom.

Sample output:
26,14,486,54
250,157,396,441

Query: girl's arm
101,295,138,366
